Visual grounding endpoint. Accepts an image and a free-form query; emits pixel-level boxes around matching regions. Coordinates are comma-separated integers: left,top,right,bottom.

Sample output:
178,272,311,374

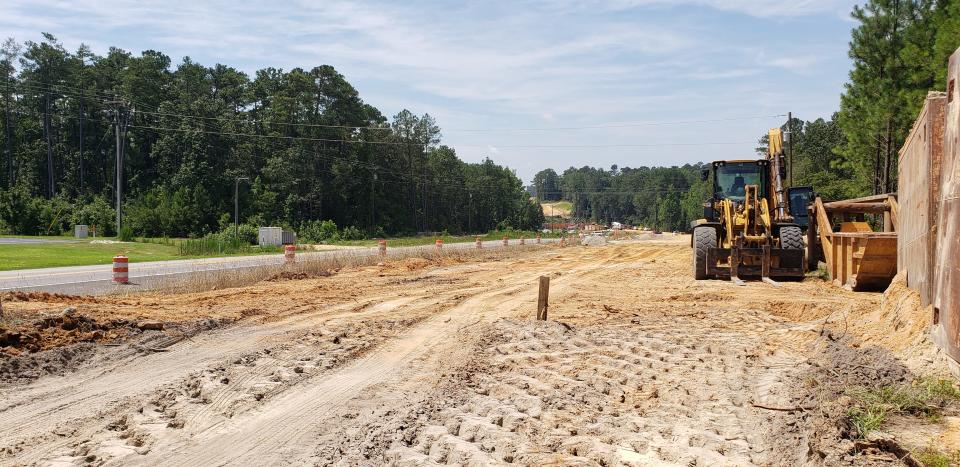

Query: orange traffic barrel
112,255,129,284
284,244,296,264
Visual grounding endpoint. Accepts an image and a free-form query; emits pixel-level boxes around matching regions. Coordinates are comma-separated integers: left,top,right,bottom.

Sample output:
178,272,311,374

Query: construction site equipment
807,194,898,291
787,186,815,230
691,128,806,283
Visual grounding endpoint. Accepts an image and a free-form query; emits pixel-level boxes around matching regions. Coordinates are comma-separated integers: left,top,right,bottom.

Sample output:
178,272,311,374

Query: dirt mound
3,291,100,304
0,342,100,383
1,307,137,355
266,270,331,282
855,272,932,352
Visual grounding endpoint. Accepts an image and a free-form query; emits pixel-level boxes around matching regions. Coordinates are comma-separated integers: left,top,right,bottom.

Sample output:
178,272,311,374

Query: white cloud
0,0,852,179
543,0,856,18
768,55,822,73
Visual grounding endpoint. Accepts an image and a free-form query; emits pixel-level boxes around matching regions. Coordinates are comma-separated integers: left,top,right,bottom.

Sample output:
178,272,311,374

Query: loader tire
780,226,803,250
693,227,716,280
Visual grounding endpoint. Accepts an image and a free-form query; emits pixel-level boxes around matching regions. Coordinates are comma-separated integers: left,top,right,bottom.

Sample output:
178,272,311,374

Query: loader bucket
706,246,805,280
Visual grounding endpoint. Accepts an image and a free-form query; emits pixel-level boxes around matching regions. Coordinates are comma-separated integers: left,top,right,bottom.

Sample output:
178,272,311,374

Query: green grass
0,240,187,270
0,237,283,271
913,446,960,467
0,229,561,271
845,377,960,439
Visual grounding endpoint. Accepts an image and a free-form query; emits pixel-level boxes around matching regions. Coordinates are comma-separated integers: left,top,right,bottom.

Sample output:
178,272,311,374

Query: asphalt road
0,238,75,244
0,238,557,295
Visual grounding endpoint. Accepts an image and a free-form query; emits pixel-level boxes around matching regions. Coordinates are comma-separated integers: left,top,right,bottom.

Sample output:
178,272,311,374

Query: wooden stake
537,276,550,321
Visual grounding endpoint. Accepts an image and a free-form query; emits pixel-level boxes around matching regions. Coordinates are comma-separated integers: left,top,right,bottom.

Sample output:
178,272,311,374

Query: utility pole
369,169,377,231
44,92,54,197
108,100,133,236
3,82,11,187
78,51,85,194
234,177,249,238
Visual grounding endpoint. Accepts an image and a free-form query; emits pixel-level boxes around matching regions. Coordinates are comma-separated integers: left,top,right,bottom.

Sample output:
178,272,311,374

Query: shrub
71,196,115,236
118,226,135,242
179,233,252,256
299,220,339,243
218,223,258,245
339,225,366,241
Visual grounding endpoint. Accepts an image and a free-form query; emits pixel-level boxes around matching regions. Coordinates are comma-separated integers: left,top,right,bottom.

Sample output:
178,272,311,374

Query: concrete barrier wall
897,92,946,307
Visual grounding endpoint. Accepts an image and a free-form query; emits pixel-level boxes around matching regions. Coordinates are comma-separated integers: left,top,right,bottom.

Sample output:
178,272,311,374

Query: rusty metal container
810,196,899,291
897,92,946,306
933,49,960,364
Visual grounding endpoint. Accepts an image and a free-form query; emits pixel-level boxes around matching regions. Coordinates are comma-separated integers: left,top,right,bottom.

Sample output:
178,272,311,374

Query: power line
127,123,421,146
127,122,758,150
488,141,755,149
445,115,787,132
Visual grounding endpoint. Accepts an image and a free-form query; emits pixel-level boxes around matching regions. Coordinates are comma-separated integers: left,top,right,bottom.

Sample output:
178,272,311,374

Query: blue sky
1,0,859,182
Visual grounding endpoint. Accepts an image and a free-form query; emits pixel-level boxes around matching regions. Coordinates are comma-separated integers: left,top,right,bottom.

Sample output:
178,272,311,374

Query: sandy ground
0,237,956,466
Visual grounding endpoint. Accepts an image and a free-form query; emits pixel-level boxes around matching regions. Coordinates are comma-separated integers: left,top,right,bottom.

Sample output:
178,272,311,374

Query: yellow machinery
691,129,806,284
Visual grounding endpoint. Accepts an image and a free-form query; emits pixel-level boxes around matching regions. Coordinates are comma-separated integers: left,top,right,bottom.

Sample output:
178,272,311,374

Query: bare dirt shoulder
0,238,956,466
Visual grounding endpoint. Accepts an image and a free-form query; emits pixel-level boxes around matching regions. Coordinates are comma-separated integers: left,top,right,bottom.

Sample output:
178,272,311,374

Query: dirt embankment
0,238,956,466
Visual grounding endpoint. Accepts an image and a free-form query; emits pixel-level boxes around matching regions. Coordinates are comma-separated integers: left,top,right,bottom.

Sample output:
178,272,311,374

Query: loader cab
712,161,767,202
787,186,814,230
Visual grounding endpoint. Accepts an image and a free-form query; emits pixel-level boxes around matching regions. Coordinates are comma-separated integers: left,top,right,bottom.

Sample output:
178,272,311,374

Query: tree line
0,33,543,238
533,164,708,232
533,0,960,228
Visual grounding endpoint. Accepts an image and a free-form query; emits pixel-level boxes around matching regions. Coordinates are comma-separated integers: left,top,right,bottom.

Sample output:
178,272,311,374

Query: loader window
714,163,762,201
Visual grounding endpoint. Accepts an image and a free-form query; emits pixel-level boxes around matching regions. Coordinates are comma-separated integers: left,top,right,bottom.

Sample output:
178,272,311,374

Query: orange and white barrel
284,244,296,264
475,236,482,249
112,255,129,284
502,236,509,247
435,238,443,250
378,239,387,257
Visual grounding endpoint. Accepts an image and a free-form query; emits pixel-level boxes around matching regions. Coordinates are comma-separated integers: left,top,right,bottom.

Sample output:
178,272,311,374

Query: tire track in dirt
0,271,490,464
132,246,634,465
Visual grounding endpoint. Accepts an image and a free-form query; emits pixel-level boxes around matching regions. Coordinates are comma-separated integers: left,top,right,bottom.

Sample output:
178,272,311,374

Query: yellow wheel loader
691,128,807,284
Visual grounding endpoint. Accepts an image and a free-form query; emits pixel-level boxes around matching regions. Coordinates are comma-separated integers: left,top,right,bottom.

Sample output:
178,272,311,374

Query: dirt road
0,237,955,465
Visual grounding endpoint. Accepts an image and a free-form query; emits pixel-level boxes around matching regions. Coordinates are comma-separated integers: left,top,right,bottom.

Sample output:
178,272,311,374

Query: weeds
845,377,960,438
178,235,256,256
120,243,549,296
913,445,960,467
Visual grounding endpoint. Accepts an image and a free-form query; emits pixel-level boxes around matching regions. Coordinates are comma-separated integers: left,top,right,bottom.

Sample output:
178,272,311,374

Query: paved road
0,239,556,295
0,238,75,244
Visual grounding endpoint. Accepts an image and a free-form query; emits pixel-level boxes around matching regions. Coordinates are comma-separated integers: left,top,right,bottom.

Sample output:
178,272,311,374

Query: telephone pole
78,52,85,194
234,177,249,238
44,92,54,197
107,100,133,236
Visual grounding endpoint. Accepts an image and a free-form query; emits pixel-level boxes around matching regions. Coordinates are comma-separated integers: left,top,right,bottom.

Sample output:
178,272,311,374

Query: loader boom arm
766,128,789,221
